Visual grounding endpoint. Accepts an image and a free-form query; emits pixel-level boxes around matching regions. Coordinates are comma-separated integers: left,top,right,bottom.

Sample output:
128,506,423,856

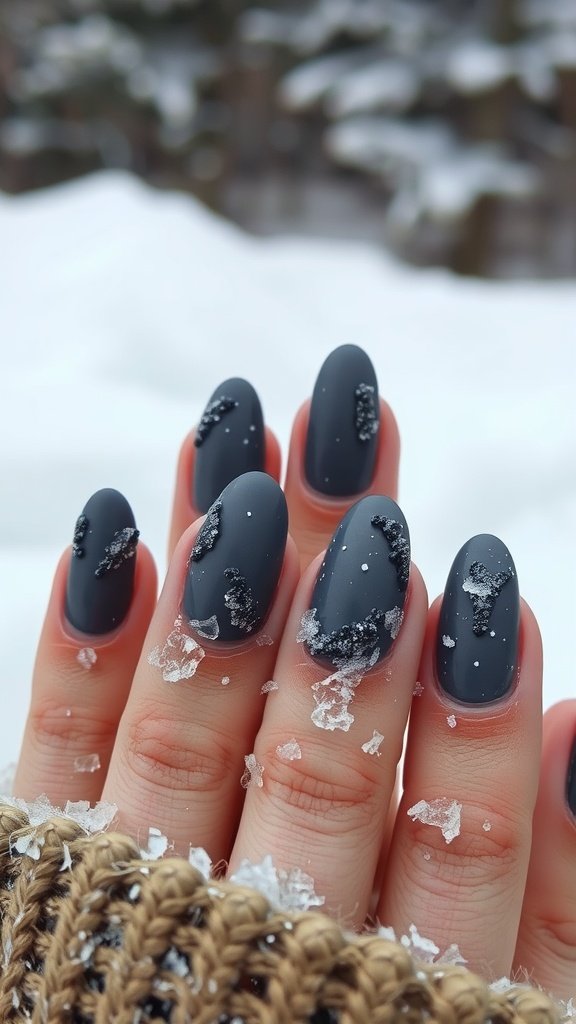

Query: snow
276,739,302,761
407,798,462,844
0,171,574,765
445,41,512,95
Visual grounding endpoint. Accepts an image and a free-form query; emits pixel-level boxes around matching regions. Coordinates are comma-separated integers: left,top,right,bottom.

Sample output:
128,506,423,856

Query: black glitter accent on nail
191,500,222,562
354,383,378,443
194,396,239,447
94,527,140,578
307,607,385,662
462,560,514,636
371,515,410,591
223,566,258,634
72,514,88,558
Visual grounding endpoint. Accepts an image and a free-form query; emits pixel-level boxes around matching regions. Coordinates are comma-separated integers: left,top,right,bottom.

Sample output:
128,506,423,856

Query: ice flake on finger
3,794,117,834
377,923,467,967
261,679,279,693
74,753,101,773
276,739,302,761
407,797,462,844
141,826,171,860
188,614,219,641
298,607,380,732
77,647,97,670
188,846,212,880
148,615,205,682
241,753,264,788
361,730,384,756
230,854,324,912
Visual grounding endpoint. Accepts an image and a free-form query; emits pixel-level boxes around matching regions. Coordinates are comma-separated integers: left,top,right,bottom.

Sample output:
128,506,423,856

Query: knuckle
28,695,115,756
401,797,529,897
529,912,576,966
261,742,379,836
123,705,233,796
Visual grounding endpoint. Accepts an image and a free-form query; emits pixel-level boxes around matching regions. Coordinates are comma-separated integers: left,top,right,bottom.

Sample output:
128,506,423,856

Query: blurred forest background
1,0,575,277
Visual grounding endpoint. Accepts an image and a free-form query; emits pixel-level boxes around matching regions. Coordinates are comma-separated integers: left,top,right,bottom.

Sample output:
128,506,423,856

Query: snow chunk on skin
141,826,170,861
442,634,456,648
384,605,403,640
2,794,117,834
221,675,230,686
230,854,325,913
377,923,468,967
276,739,302,761
407,798,462,844
361,730,384,756
77,647,97,670
188,846,212,881
74,753,101,773
446,715,457,729
241,753,264,788
483,820,492,832
148,616,205,682
261,679,279,693
310,646,379,732
256,633,274,646
188,614,219,641
413,681,424,696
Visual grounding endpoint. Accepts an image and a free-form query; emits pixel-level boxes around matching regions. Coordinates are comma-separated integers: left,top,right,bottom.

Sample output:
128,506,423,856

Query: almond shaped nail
436,534,519,704
193,377,265,513
305,494,410,667
184,471,287,642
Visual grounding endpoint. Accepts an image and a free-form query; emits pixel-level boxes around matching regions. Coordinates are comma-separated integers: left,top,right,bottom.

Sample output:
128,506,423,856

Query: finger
104,472,299,860
284,345,400,570
14,489,157,805
514,700,576,999
230,496,427,926
168,377,282,558
378,535,542,980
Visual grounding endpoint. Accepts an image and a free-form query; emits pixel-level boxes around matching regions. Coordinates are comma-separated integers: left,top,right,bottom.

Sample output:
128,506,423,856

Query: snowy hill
0,171,574,761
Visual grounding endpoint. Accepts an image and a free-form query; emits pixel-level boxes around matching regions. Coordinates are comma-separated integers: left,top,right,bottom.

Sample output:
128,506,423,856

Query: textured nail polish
65,488,139,635
567,739,576,817
193,377,265,513
303,495,410,667
436,534,519,704
184,471,288,642
305,344,379,497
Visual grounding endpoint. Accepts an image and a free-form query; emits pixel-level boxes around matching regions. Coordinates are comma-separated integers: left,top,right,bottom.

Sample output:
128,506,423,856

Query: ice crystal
223,567,258,633
240,753,264,788
413,681,424,696
354,382,379,442
370,514,410,590
462,561,513,635
141,826,170,860
442,634,456,648
261,679,279,693
378,924,467,967
407,797,462,844
190,500,222,561
188,614,219,640
483,819,491,832
188,846,212,880
361,562,369,571
3,794,117,833
221,675,230,686
256,633,274,646
446,715,457,729
148,618,205,682
309,641,380,732
74,753,101,773
95,527,139,577
195,396,238,446
230,854,324,912
13,832,45,860
384,605,403,639
77,646,97,670
361,730,384,756
276,739,302,761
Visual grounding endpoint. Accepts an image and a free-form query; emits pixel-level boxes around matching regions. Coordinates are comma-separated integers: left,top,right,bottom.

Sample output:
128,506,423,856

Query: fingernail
184,471,288,642
193,377,265,513
436,534,519,704
304,495,410,666
65,488,139,635
567,739,576,817
305,344,379,497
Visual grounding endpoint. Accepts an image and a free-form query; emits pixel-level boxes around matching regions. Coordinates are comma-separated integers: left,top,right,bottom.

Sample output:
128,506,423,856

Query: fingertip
264,426,282,483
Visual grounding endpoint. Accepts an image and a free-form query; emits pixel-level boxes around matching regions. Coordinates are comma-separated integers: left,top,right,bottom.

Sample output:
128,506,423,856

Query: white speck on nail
361,563,369,572
473,660,480,667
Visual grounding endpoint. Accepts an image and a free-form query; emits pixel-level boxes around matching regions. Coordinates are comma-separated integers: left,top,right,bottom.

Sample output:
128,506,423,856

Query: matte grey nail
436,534,519,704
305,344,379,497
193,377,265,513
567,739,576,817
304,495,410,667
65,488,139,635
184,471,288,642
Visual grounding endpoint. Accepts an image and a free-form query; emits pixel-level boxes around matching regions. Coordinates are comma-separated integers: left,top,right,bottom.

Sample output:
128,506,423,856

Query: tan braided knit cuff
0,803,565,1023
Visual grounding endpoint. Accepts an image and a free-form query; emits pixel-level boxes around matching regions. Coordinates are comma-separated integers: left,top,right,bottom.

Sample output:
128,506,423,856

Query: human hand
12,346,576,999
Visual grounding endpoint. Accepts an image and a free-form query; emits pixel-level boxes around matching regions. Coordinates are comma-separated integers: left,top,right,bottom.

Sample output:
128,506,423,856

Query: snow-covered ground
0,171,574,763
